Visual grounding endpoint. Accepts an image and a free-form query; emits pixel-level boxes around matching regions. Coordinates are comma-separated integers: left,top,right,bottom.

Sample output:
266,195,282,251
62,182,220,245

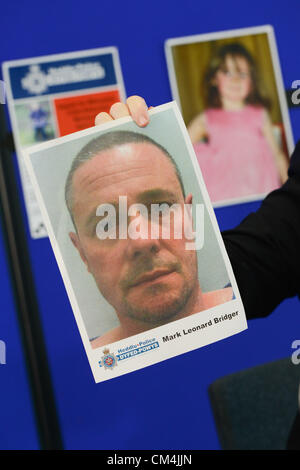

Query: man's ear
185,193,193,206
184,193,194,234
69,232,90,272
184,193,193,220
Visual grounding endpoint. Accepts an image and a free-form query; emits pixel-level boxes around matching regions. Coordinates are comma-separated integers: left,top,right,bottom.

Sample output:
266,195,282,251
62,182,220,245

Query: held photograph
23,102,247,383
165,25,294,207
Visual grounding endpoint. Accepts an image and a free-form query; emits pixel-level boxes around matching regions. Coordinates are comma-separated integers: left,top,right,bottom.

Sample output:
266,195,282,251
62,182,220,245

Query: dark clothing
287,410,300,449
222,140,300,449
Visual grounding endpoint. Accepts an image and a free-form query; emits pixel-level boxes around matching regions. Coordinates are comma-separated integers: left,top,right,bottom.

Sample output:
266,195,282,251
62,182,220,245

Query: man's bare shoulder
90,326,123,349
203,287,233,309
90,287,233,349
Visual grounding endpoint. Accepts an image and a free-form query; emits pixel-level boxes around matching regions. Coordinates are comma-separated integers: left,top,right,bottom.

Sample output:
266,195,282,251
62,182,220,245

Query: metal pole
0,103,64,450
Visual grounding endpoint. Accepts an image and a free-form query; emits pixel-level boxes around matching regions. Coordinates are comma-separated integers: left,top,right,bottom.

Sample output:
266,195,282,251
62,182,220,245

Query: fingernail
138,115,149,127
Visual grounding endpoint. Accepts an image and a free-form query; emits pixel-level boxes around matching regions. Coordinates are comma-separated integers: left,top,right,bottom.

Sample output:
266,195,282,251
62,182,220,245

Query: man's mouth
130,268,176,288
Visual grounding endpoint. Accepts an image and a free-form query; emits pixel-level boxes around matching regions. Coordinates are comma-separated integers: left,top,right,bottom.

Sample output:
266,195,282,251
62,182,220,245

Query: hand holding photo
23,102,247,383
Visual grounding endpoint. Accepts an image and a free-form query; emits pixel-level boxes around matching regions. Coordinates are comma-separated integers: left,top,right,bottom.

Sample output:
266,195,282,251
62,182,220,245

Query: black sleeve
222,140,300,320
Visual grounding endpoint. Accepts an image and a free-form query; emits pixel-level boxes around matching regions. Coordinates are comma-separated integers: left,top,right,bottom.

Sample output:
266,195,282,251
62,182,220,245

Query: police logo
21,65,48,95
101,348,118,370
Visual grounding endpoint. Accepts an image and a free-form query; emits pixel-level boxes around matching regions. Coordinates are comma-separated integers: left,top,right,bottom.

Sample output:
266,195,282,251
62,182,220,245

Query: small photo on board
23,102,247,383
2,46,126,239
165,25,294,206
14,99,56,147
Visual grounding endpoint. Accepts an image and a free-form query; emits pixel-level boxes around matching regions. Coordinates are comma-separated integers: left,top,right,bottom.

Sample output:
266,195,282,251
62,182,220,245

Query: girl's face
214,55,252,105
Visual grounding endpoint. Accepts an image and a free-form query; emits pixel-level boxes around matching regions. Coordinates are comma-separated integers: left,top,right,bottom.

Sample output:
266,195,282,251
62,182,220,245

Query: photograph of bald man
65,130,233,347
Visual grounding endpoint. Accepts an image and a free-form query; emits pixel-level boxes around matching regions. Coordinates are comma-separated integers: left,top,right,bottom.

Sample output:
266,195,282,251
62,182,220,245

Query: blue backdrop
0,0,299,450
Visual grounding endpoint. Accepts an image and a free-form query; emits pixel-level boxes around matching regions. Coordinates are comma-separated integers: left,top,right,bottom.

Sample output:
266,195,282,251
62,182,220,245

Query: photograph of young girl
165,26,294,205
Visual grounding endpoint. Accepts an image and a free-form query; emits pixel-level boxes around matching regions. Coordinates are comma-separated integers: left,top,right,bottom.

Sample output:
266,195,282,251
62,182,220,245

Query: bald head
65,130,185,224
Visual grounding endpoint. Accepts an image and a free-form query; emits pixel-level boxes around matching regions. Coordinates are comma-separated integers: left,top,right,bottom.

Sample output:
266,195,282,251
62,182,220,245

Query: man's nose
126,236,161,260
126,217,161,260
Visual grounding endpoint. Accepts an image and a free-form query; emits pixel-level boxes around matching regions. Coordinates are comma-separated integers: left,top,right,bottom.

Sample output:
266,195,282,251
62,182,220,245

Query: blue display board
0,0,299,450
0,215,40,449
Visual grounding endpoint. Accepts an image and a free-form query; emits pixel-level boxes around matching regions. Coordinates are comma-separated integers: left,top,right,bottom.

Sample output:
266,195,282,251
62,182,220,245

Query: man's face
69,142,199,326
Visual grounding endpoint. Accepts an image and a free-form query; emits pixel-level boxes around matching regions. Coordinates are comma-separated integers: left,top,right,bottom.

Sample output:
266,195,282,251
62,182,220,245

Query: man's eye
156,201,174,208
149,202,173,216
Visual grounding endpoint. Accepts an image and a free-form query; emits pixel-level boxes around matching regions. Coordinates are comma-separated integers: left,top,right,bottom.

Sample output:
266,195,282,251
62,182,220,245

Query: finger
126,95,149,127
109,102,130,120
95,112,113,126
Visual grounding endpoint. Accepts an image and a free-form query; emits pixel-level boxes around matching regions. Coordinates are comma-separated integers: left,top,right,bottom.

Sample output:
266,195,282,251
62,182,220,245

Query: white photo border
23,102,247,383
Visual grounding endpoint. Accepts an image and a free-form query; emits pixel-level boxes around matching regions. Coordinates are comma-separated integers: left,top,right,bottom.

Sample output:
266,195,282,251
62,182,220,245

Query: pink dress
193,106,281,203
